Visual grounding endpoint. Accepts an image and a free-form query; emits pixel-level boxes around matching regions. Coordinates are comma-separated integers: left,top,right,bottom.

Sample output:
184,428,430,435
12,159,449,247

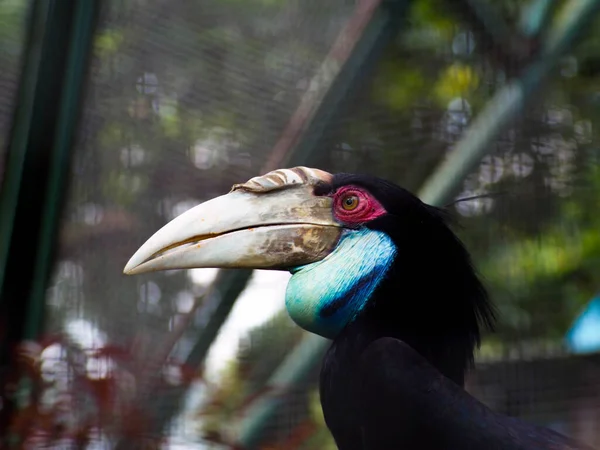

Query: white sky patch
65,318,107,349
169,270,291,448
204,270,291,380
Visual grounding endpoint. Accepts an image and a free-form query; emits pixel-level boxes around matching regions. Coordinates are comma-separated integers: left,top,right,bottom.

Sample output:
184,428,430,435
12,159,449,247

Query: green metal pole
0,0,99,438
237,0,600,446
26,0,100,340
520,0,560,38
0,0,51,299
285,0,413,169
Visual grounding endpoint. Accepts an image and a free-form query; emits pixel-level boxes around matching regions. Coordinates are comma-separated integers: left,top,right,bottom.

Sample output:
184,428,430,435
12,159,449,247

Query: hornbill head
125,167,494,348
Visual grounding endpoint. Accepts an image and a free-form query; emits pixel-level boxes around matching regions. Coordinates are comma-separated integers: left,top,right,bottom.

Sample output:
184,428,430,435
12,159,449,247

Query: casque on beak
123,167,342,275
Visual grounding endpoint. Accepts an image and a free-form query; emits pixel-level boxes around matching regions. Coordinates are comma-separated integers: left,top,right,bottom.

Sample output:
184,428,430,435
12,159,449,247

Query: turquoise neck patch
285,228,397,339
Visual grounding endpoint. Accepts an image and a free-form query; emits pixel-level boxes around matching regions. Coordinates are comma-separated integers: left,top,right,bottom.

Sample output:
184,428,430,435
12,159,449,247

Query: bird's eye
333,186,385,225
342,195,359,211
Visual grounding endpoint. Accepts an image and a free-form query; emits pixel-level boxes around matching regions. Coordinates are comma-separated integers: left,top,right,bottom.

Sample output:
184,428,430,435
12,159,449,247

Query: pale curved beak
123,167,341,275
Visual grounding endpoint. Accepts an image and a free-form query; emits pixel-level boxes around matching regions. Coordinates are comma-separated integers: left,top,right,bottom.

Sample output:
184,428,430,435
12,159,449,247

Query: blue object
286,228,397,339
566,295,600,354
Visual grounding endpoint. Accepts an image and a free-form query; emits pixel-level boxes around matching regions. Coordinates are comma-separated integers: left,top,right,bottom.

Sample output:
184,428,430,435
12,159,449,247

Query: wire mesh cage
2,0,600,448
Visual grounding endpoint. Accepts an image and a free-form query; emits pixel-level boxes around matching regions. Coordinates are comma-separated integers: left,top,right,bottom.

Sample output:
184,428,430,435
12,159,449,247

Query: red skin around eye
332,185,387,226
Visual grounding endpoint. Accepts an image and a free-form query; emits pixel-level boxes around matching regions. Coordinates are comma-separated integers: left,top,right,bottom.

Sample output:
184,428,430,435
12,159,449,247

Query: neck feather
346,215,495,385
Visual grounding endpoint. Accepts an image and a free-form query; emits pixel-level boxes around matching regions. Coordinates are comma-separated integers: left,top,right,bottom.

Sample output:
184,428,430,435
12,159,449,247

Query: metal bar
26,0,100,340
284,0,411,168
0,0,48,301
520,0,560,38
0,0,99,438
236,0,600,445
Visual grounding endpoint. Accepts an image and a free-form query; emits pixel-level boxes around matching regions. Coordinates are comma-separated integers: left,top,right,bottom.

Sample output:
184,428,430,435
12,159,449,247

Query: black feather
317,173,592,450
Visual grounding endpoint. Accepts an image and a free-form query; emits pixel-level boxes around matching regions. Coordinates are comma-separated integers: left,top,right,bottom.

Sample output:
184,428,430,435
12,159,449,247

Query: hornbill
124,167,594,450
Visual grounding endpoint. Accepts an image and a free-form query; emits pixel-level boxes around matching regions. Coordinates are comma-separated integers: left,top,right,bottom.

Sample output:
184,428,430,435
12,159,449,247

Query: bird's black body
317,174,593,450
125,167,596,450
323,337,588,450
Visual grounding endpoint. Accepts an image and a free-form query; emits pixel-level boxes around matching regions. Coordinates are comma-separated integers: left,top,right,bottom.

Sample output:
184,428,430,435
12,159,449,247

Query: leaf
434,63,480,104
